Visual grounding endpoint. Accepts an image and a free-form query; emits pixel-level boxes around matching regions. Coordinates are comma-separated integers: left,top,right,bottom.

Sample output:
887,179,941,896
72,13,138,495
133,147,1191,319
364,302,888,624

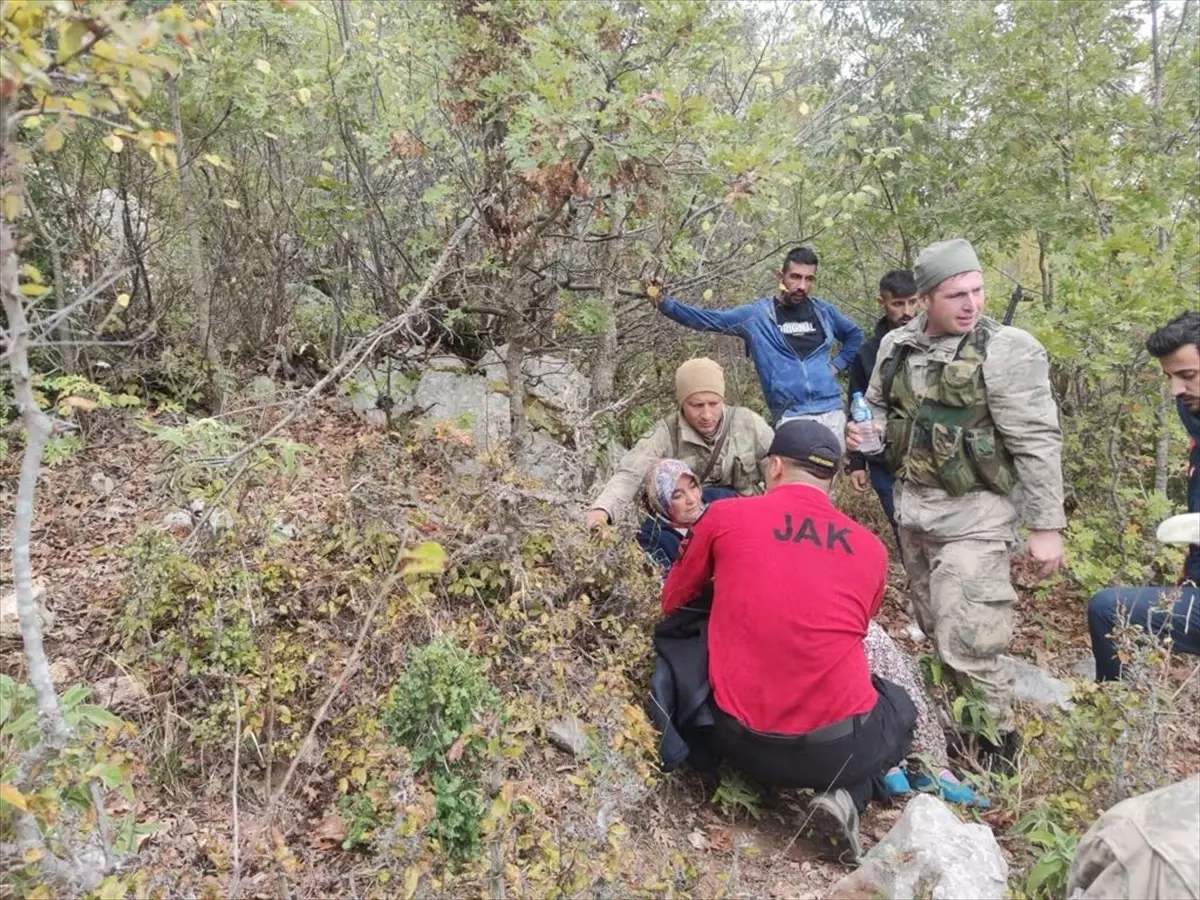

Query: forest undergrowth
3,395,1198,900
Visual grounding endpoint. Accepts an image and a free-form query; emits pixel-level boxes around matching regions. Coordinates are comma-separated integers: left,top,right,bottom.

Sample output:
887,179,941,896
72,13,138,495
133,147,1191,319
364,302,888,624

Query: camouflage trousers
898,529,1017,734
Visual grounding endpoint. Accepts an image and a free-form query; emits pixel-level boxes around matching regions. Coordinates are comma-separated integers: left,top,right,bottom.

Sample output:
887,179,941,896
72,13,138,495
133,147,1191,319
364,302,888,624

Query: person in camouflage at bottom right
1067,774,1200,900
849,238,1067,769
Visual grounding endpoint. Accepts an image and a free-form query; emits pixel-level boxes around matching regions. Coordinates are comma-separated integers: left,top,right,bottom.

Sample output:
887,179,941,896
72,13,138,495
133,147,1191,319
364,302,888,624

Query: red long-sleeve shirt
661,483,888,735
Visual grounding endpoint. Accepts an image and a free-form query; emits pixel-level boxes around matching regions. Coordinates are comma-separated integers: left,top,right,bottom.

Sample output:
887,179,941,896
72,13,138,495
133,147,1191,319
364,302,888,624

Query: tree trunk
0,221,70,752
167,74,222,409
1037,230,1053,308
1154,383,1171,497
590,249,620,408
505,324,527,447
1150,0,1169,253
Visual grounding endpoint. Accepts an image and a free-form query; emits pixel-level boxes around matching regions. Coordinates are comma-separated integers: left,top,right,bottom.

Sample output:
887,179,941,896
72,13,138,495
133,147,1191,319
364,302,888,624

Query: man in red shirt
662,420,917,862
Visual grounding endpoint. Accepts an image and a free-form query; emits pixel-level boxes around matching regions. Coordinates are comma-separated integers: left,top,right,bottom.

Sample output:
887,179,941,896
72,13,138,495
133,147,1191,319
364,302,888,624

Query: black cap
767,419,841,475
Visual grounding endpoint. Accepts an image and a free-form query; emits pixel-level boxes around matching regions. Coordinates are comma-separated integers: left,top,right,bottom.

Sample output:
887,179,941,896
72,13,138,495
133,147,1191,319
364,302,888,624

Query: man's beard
781,290,808,306
1182,393,1200,412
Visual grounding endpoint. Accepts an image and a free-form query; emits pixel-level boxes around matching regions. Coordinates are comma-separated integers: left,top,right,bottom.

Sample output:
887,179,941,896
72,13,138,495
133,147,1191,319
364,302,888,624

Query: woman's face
667,475,703,525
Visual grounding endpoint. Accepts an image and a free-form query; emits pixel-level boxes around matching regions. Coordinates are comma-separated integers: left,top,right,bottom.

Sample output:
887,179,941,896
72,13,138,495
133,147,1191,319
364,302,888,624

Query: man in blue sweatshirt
651,247,863,452
1088,311,1200,680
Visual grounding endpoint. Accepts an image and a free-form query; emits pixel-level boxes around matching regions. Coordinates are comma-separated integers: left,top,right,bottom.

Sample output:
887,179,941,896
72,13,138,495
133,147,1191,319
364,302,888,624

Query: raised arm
658,295,758,337
588,420,674,524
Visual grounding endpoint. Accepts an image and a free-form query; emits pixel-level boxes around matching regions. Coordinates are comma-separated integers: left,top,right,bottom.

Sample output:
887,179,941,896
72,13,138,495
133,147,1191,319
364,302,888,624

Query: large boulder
827,794,1008,900
515,430,581,492
478,345,590,419
413,369,511,449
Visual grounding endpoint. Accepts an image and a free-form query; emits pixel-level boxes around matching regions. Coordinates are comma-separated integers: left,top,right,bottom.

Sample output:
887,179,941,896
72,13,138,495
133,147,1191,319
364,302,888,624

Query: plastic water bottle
850,392,882,455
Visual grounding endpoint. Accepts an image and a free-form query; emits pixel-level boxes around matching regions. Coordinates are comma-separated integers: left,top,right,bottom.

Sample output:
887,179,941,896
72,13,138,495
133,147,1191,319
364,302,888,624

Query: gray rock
1004,655,1075,710
413,369,511,449
1071,657,1096,682
248,375,277,398
1,580,54,641
341,364,416,427
827,794,1008,900
272,519,297,540
547,717,589,756
428,354,470,373
91,673,150,708
161,510,194,531
515,431,581,492
478,345,591,417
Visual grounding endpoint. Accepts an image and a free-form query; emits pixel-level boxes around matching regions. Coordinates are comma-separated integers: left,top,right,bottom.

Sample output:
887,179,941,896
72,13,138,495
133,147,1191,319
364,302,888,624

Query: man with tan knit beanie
585,358,774,528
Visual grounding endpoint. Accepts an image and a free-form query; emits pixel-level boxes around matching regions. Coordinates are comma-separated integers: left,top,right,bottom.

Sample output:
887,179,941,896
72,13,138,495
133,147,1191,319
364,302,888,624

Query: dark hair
1146,312,1200,358
879,269,917,298
781,246,819,271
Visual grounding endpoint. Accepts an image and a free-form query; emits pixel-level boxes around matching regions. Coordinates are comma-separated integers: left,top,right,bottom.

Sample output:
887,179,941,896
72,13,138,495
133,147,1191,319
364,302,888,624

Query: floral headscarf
641,459,700,523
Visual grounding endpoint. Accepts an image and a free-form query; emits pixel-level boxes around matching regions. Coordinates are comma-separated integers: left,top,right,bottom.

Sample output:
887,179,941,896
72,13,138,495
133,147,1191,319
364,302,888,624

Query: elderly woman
640,458,987,807
635,459,737,572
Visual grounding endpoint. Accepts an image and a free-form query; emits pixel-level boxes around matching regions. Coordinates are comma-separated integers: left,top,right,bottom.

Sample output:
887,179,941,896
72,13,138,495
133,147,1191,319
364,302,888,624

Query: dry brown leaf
308,813,348,850
445,733,469,763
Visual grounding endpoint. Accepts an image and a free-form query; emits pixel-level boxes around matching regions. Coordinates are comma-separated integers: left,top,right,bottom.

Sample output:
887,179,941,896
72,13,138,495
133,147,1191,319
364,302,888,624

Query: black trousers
711,676,917,812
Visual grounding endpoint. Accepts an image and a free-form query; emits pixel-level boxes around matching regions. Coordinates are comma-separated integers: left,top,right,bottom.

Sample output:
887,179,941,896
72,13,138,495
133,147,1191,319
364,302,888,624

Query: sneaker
911,772,990,808
883,768,912,797
804,789,863,864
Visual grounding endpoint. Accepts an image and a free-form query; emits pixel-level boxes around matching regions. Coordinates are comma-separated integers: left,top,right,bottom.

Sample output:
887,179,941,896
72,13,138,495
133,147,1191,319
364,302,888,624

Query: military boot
979,730,1022,775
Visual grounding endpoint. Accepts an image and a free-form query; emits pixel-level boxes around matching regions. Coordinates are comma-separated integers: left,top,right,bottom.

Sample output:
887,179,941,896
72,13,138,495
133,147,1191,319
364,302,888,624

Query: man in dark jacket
1088,311,1200,680
847,270,919,528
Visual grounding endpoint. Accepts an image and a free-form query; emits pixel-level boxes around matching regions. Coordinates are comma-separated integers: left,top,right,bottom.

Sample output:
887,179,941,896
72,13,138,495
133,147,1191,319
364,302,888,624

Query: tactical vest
880,317,1018,497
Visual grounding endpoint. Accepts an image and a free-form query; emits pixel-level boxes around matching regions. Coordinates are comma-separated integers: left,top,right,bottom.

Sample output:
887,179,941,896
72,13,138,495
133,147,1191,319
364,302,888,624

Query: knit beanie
913,238,982,295
675,357,725,406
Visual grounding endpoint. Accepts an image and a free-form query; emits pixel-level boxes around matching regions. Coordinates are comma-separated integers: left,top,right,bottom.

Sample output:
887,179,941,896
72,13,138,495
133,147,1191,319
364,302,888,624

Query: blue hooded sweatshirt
1180,398,1200,584
659,295,863,422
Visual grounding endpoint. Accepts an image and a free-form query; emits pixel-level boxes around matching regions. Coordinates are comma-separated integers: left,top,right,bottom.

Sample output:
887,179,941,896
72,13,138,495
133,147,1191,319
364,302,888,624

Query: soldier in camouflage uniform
1068,774,1200,899
848,238,1066,766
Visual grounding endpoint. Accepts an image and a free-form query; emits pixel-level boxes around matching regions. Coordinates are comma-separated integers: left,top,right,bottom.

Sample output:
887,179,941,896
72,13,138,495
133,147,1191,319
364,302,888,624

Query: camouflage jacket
866,315,1066,541
1068,775,1200,900
589,405,774,523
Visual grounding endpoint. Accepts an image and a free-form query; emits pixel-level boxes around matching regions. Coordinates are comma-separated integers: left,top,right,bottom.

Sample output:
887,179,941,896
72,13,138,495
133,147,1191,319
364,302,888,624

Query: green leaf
402,541,447,576
60,683,90,709
1,708,36,738
77,704,123,730
86,762,128,790
1027,856,1063,895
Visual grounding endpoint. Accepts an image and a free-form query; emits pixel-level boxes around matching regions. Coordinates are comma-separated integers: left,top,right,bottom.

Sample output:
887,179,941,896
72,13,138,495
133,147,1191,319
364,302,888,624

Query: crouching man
585,357,773,529
661,420,916,863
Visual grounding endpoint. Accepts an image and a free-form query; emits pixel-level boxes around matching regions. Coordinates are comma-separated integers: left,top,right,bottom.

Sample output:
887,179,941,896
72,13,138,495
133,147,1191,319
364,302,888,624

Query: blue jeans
1087,585,1200,681
869,462,897,527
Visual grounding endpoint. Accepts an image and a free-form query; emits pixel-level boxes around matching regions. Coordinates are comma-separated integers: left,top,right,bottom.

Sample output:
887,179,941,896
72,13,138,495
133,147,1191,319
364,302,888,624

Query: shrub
381,636,499,768
381,637,499,862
